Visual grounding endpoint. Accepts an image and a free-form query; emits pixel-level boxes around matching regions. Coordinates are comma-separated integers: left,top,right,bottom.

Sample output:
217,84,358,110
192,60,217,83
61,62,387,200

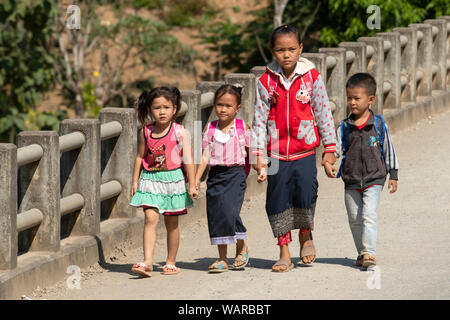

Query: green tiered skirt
130,168,193,216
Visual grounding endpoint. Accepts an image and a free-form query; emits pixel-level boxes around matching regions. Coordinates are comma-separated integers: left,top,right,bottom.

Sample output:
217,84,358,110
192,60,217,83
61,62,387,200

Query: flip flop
300,233,317,265
131,262,152,277
362,255,376,268
355,255,364,267
271,258,294,272
161,264,180,275
233,248,249,270
208,261,228,273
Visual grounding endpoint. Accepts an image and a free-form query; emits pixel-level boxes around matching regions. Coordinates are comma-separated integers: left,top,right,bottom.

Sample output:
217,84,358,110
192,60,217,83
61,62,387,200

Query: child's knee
144,208,159,225
164,215,179,230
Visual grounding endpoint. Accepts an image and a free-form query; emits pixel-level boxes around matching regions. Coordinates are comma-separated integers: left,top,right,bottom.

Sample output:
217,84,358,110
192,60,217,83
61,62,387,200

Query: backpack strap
207,120,218,142
143,123,152,158
235,119,250,177
337,120,350,178
267,72,279,109
374,115,385,161
173,122,183,146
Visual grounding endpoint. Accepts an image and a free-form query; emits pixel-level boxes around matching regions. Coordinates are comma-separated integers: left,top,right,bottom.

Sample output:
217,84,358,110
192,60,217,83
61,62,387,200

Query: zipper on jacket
360,131,364,188
286,89,290,159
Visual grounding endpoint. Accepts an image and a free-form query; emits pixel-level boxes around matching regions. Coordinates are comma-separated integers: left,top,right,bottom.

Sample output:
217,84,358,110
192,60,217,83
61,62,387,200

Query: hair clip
232,84,244,94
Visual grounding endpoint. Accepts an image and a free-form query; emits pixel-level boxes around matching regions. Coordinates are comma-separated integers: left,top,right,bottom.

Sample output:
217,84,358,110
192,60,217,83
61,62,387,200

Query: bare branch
301,1,321,41
274,0,289,28
254,31,269,64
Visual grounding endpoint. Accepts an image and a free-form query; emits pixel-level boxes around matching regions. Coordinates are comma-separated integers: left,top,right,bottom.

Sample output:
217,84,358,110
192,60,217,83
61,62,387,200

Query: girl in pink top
194,85,250,273
130,86,197,277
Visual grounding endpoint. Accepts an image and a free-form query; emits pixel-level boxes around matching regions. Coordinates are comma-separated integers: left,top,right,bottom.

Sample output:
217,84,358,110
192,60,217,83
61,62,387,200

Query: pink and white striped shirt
202,119,250,166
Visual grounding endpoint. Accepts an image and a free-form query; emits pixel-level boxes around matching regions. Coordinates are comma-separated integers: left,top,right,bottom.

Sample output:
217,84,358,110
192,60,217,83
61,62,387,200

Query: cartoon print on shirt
297,120,317,145
296,84,311,104
367,136,379,147
147,144,167,170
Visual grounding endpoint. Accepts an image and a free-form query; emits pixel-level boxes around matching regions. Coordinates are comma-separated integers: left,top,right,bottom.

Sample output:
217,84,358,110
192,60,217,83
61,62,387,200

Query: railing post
393,27,418,103
410,23,433,97
196,82,223,125
250,66,266,88
318,48,347,123
0,144,18,270
425,19,447,91
224,73,256,124
17,131,60,253
439,17,450,87
338,42,367,76
302,53,327,81
60,119,101,236
181,90,202,165
357,37,384,115
99,108,136,219
376,32,401,109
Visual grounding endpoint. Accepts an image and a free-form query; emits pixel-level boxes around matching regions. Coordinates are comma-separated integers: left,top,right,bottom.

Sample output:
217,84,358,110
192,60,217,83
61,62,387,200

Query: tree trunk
274,0,289,28
74,92,84,118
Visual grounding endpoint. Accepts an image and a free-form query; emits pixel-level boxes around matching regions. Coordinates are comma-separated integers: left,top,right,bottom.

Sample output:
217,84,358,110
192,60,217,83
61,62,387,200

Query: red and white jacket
252,58,336,161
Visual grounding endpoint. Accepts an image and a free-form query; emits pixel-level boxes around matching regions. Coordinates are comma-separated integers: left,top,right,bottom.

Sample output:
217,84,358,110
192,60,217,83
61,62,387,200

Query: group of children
129,25,399,278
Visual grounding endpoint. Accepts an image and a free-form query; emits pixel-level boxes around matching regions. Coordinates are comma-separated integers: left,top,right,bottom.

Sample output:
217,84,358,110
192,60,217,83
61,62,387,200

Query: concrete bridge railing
1,16,450,299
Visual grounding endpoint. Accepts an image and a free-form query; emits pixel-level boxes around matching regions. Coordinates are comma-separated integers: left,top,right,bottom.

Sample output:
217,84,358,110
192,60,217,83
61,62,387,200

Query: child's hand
388,179,398,194
323,162,337,178
189,184,199,199
256,166,267,183
322,152,336,167
131,181,138,196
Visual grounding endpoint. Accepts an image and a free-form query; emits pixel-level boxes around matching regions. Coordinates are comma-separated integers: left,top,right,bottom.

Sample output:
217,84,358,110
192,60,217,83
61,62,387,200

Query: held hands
189,182,199,200
322,152,337,178
323,162,337,178
252,155,267,183
189,177,201,200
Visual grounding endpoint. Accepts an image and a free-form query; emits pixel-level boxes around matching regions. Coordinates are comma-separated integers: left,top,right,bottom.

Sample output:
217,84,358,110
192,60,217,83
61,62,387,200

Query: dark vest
341,113,387,189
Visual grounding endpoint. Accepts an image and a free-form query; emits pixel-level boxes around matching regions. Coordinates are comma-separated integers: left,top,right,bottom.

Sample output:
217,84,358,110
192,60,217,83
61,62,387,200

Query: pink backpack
207,119,251,177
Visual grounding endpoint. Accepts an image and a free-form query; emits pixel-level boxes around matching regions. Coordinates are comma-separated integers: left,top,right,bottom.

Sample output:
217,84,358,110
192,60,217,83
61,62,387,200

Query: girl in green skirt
130,87,197,277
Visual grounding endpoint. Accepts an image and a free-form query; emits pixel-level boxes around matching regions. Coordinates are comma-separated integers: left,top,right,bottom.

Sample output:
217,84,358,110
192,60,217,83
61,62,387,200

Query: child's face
214,93,240,124
346,87,375,117
150,96,176,125
271,33,303,75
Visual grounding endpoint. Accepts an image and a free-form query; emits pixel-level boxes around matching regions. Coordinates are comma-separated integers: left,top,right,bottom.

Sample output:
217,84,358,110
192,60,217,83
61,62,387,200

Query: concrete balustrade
357,36,384,115
1,16,450,299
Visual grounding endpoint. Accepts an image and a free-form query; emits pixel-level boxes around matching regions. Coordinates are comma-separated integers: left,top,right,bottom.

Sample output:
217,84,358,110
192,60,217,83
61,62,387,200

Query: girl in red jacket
252,25,337,272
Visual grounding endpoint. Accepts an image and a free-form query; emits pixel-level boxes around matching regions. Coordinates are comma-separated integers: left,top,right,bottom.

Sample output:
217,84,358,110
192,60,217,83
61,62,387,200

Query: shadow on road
313,257,359,269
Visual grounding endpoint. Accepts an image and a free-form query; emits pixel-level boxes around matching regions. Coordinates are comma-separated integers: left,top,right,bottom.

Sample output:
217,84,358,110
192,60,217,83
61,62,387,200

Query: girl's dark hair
136,86,181,125
213,84,243,106
270,24,302,49
346,73,377,96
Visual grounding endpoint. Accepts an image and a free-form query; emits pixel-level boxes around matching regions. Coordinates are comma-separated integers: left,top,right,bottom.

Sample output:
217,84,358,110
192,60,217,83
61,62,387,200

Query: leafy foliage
164,0,211,27
0,0,59,117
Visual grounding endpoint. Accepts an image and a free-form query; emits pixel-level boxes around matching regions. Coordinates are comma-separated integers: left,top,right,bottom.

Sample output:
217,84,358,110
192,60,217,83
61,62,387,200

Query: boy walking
323,73,399,268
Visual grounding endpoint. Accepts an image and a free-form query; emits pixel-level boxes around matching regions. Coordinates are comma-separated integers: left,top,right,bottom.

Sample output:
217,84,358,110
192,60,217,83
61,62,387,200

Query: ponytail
136,90,151,126
170,87,182,118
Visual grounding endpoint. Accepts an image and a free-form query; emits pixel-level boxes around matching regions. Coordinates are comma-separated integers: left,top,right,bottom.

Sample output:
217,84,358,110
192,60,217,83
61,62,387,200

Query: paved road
30,111,450,300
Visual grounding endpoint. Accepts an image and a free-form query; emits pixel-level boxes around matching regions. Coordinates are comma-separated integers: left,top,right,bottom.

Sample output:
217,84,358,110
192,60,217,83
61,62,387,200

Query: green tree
198,0,450,75
0,0,59,141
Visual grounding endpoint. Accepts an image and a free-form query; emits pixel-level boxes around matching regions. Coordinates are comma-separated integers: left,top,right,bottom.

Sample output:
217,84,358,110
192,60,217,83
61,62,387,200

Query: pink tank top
142,122,183,172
